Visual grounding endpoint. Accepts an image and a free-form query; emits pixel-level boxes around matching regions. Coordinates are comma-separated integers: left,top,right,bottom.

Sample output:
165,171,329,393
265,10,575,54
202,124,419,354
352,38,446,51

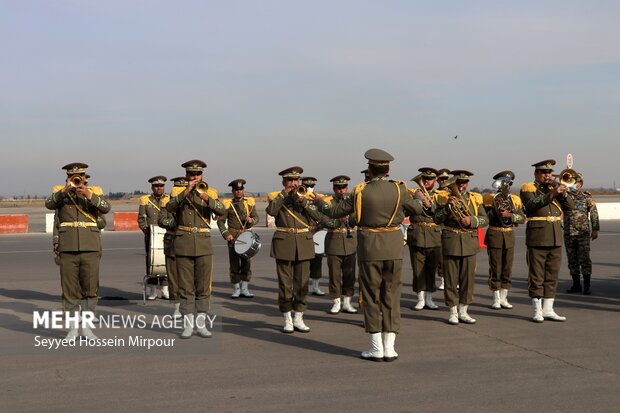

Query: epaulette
246,196,256,207
483,193,494,207
520,182,537,193
390,179,407,186
353,182,367,196
161,195,170,207
222,198,232,209
434,191,449,206
206,187,219,199
470,192,483,204
52,185,64,193
305,191,323,200
407,188,417,196
170,186,185,197
323,195,334,204
140,195,151,206
509,193,523,209
268,191,281,202
88,186,104,196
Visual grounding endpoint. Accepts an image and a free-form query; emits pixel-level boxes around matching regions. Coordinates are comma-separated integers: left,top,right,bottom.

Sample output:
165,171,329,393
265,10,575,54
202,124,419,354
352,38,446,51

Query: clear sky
1,0,619,196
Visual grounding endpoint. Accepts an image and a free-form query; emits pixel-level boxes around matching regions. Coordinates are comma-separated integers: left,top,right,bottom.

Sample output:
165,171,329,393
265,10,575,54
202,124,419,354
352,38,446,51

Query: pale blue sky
1,0,619,196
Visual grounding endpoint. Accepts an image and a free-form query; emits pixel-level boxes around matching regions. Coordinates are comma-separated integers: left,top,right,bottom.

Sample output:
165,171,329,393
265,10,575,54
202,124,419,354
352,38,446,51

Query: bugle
195,181,209,194
68,174,85,188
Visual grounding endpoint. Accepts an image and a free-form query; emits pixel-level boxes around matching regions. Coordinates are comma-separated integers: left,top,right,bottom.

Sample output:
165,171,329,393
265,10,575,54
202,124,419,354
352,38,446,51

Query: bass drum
234,231,262,259
148,224,167,275
400,224,408,245
313,229,328,256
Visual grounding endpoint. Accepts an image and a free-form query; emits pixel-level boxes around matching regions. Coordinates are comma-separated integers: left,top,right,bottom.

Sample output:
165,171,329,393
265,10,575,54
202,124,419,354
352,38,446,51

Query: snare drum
234,231,261,259
148,224,167,275
313,229,328,256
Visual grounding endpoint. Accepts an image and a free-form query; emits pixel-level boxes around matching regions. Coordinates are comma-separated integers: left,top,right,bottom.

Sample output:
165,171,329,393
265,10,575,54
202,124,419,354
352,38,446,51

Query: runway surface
1,223,619,412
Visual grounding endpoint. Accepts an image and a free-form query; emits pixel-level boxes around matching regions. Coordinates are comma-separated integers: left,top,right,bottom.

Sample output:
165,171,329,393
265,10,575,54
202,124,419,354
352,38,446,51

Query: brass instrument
294,185,308,199
553,168,578,189
491,176,513,226
443,176,470,228
68,174,85,188
411,173,433,206
195,181,209,194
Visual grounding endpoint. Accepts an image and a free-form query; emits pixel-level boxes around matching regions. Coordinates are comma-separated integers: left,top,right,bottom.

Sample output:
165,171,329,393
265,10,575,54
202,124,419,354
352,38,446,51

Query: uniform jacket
138,193,170,231
157,196,177,257
323,194,357,256
217,196,260,242
482,193,525,249
166,186,226,257
318,178,423,261
434,190,488,256
45,185,111,252
563,190,600,237
520,181,575,247
406,188,440,248
267,190,326,261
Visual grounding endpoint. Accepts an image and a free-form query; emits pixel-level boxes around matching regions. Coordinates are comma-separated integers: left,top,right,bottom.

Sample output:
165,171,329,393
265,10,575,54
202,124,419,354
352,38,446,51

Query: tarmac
1,223,619,412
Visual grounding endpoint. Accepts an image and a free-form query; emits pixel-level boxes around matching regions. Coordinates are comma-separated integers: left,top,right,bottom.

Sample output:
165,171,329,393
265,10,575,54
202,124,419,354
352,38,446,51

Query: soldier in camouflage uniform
564,174,599,295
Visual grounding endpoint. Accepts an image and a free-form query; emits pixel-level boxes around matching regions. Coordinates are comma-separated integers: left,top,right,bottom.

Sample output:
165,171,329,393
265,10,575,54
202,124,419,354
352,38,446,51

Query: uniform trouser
327,253,357,299
165,254,180,303
564,233,592,279
408,245,440,293
359,259,403,334
276,259,310,312
227,245,252,284
176,255,212,315
145,233,168,286
443,254,476,307
59,251,101,312
310,254,323,279
436,244,444,278
487,246,514,291
527,246,561,298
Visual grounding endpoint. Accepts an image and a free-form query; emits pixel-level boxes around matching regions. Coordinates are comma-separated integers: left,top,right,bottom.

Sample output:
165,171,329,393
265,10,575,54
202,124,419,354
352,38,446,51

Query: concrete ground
1,223,619,412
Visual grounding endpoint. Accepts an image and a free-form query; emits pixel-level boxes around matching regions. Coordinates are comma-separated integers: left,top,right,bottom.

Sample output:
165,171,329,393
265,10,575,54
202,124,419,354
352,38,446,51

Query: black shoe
566,286,582,294
583,288,591,295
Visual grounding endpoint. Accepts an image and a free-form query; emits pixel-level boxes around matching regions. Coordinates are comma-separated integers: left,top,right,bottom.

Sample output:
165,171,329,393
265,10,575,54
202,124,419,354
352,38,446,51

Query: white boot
414,291,426,311
382,332,398,362
458,304,476,324
240,281,254,298
438,277,445,290
172,303,181,319
424,292,438,310
531,298,544,323
283,311,294,334
181,314,194,339
80,311,98,340
448,306,459,325
64,315,79,342
542,298,566,321
341,296,357,313
361,333,384,361
311,279,326,296
231,283,241,299
147,285,157,300
491,290,501,309
293,312,310,332
161,285,170,299
329,297,341,314
195,313,212,337
500,289,513,309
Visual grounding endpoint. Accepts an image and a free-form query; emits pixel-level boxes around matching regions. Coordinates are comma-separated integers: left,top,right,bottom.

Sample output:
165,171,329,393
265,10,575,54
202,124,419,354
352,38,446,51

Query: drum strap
67,192,97,223
282,204,310,228
231,200,247,230
187,198,211,229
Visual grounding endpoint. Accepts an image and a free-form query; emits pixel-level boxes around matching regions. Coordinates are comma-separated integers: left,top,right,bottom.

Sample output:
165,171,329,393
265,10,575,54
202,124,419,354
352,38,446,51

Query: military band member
483,171,525,309
314,149,424,362
520,159,575,322
267,167,325,334
138,176,170,300
434,170,488,325
217,179,260,298
407,167,440,311
166,160,226,338
323,175,358,314
564,174,599,295
158,176,187,319
45,162,111,341
301,176,327,296
435,168,451,290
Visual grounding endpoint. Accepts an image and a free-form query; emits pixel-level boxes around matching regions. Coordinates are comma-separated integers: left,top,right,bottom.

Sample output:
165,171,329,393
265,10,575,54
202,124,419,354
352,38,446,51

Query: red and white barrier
114,212,140,231
0,214,29,233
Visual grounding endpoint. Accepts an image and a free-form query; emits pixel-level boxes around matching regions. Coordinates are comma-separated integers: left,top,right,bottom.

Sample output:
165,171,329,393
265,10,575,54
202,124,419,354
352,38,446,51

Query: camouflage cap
451,170,474,181
228,179,246,190
492,170,515,181
418,167,438,179
171,176,188,187
330,175,351,186
279,166,303,179
148,175,167,185
364,148,394,166
532,159,555,171
62,162,88,175
181,159,207,172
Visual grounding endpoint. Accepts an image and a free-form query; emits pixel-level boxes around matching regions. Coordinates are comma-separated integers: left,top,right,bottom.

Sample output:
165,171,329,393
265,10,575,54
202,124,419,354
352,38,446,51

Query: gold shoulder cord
386,181,401,227
67,192,97,223
230,200,247,230
147,198,161,212
354,181,400,227
282,204,310,228
187,198,211,228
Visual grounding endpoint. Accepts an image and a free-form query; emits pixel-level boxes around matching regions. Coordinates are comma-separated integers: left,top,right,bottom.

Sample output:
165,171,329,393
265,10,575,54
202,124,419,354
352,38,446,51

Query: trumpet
552,168,578,189
443,176,471,228
195,181,209,194
68,174,85,188
294,185,308,199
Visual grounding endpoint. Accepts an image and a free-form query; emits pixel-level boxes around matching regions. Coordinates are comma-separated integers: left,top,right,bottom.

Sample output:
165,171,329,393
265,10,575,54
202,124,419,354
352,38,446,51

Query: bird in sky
454,135,458,139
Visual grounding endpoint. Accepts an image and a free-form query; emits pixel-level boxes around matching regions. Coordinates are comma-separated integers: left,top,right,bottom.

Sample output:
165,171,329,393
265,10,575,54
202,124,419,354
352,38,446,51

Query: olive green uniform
46,186,110,312
406,189,440,293
166,187,226,315
158,200,179,303
520,181,575,298
138,193,170,285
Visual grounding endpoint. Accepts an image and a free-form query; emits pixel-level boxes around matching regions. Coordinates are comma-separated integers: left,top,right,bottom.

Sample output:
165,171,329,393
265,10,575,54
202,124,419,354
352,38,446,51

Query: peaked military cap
492,170,515,181
418,167,438,179
330,175,351,186
171,176,188,187
532,159,555,171
437,169,451,180
364,148,394,166
451,170,474,181
62,162,88,175
181,159,207,172
229,179,246,190
279,166,303,179
148,175,167,185
301,176,317,187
